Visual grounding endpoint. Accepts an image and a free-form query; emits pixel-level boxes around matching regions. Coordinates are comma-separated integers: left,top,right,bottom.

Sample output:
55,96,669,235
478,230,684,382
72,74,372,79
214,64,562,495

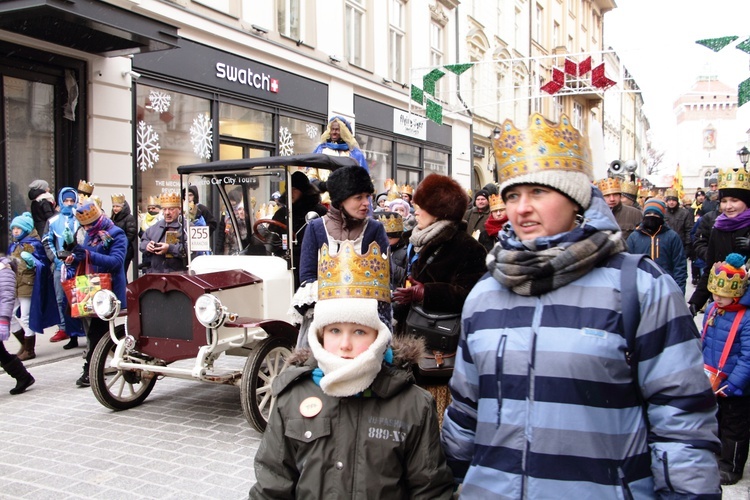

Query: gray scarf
487,230,626,296
409,220,455,253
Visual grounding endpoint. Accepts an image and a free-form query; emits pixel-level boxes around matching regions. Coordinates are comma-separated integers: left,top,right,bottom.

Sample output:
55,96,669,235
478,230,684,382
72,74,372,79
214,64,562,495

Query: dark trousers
0,341,12,364
718,395,750,441
81,317,109,367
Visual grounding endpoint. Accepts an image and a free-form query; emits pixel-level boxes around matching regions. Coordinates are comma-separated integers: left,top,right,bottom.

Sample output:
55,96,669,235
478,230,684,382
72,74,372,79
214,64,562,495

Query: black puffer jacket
249,336,454,499
111,201,138,272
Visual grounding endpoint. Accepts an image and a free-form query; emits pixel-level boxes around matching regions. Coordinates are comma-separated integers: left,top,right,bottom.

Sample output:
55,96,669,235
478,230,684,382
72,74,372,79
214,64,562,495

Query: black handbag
405,304,461,352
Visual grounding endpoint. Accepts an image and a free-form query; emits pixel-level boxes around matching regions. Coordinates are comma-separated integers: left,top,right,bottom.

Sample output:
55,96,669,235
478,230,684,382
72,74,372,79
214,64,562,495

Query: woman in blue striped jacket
441,114,720,499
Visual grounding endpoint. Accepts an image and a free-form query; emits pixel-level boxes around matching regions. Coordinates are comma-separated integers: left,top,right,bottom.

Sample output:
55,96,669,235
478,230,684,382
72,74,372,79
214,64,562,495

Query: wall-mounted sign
393,110,427,141
473,145,485,158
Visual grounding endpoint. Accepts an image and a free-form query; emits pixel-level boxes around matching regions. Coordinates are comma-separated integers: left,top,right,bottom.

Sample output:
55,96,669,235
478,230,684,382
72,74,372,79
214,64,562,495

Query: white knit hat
500,170,592,209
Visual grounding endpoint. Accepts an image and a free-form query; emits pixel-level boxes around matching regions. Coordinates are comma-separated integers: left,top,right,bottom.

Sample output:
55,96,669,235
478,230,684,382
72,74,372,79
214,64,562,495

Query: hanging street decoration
541,57,615,95
695,36,750,106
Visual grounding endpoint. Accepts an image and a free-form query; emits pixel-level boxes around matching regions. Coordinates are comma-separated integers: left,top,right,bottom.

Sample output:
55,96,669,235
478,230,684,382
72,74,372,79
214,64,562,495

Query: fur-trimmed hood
273,335,426,398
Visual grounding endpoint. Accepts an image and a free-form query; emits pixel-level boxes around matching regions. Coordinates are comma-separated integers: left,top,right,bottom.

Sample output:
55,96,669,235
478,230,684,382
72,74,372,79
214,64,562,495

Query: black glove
688,303,699,317
735,236,750,252
71,245,87,262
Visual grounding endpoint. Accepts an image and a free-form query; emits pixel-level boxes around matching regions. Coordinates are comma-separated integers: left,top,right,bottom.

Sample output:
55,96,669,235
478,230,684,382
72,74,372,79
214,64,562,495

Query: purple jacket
0,257,16,320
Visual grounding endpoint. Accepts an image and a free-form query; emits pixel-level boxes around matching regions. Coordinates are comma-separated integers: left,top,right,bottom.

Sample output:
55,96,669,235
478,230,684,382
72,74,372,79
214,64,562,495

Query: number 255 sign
190,226,210,251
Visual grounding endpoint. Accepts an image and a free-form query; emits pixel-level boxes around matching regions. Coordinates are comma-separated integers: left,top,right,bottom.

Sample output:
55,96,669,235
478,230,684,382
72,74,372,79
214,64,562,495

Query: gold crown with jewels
492,113,593,186
385,179,400,201
77,180,95,195
147,195,161,207
111,193,126,206
489,193,505,211
708,263,748,298
400,184,413,196
718,168,750,191
376,212,404,233
75,201,102,225
664,188,679,199
318,241,390,302
160,191,181,208
621,181,639,196
597,178,622,196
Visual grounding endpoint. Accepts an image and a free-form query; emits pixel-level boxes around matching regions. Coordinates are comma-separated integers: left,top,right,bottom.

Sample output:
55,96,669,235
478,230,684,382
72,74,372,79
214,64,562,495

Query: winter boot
1,356,35,395
76,363,90,388
17,335,36,361
50,329,69,342
719,438,749,485
11,330,25,356
62,336,79,350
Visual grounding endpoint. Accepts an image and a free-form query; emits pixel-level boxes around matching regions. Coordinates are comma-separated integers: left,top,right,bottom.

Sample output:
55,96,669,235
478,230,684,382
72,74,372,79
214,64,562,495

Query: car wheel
91,325,157,411
240,336,293,432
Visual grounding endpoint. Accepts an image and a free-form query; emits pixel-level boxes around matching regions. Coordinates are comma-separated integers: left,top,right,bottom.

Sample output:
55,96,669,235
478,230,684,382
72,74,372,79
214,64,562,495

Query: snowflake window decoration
306,123,319,140
190,113,213,160
148,90,171,114
279,126,295,156
136,120,160,171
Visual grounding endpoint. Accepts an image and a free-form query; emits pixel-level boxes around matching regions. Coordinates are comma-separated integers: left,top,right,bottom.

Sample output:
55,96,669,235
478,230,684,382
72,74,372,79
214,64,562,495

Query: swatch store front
131,38,328,252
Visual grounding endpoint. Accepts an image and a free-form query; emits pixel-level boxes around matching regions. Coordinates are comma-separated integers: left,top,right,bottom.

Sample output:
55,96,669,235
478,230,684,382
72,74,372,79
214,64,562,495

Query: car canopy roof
177,153,359,176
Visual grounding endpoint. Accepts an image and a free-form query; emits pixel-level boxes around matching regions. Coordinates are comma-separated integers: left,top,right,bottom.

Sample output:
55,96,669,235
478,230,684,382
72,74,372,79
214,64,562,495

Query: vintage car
88,153,358,431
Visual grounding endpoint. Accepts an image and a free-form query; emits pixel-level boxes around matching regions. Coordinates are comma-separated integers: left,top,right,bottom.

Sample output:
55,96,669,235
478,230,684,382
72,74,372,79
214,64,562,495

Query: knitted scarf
484,216,508,238
487,229,626,296
409,220,455,253
324,206,366,241
713,209,750,232
86,216,115,248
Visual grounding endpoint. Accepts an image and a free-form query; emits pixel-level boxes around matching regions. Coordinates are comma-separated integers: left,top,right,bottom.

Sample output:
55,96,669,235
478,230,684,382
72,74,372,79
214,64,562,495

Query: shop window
424,149,448,176
135,84,211,222
219,103,272,142
358,134,393,197
279,116,321,157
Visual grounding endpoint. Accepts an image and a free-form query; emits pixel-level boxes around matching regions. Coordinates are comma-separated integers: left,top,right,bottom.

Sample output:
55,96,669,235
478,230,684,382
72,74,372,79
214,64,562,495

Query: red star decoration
591,63,616,90
541,68,565,94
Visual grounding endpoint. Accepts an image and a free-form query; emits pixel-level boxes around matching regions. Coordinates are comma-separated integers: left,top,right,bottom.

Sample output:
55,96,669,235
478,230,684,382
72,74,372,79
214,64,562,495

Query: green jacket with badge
249,336,454,499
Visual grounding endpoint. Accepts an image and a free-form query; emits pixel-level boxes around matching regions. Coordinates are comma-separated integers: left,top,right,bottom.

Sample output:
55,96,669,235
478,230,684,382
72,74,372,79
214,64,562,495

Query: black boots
1,356,35,395
62,336,79,350
17,335,36,361
76,363,90,387
719,438,749,485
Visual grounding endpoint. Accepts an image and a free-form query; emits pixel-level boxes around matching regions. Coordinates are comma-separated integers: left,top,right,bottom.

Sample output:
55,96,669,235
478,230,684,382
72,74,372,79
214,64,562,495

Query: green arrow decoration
426,99,443,125
737,37,750,55
739,77,750,107
423,69,445,96
444,63,473,75
696,36,738,52
411,85,424,105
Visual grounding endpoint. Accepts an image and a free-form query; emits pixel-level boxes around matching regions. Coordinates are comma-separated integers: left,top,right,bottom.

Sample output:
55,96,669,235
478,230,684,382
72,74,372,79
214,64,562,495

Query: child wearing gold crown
250,242,453,499
702,253,750,485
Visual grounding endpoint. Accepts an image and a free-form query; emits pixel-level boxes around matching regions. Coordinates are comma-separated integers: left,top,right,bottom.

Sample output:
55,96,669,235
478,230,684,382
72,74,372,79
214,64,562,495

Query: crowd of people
7,112,750,497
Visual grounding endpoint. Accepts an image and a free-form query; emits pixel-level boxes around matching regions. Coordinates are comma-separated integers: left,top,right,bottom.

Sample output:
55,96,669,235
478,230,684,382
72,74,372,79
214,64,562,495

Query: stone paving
0,355,262,499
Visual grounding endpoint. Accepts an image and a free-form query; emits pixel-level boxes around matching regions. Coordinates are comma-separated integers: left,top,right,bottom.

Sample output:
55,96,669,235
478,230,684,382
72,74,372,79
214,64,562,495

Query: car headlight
93,289,120,321
194,294,226,328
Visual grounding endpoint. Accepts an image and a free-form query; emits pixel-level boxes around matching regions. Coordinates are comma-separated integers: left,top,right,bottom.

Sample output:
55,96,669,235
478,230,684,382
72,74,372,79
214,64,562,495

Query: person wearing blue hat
7,212,57,360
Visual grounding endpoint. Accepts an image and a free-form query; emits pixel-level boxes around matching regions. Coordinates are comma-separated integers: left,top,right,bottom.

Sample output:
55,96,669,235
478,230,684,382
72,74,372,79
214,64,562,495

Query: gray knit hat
29,179,49,191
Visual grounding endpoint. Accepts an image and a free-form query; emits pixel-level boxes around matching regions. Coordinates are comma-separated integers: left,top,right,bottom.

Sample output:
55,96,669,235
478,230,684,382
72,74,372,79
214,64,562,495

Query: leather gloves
688,303,699,317
393,279,425,305
72,245,88,262
735,236,750,252
20,251,35,269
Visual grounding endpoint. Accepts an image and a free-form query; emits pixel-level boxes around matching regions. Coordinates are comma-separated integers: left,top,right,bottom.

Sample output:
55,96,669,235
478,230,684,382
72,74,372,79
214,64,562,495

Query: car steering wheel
252,219,288,243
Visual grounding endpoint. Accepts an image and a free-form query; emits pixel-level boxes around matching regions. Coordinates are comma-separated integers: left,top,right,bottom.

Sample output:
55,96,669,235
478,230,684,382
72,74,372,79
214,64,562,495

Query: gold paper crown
77,180,94,195
160,191,181,208
318,241,390,302
621,181,638,196
489,193,505,211
400,184,413,196
708,264,748,298
77,194,90,205
664,188,679,199
718,168,750,191
384,179,395,190
111,193,126,206
90,195,102,209
492,114,593,186
638,188,649,197
386,179,400,201
75,202,102,225
597,178,622,196
147,195,161,207
376,213,404,233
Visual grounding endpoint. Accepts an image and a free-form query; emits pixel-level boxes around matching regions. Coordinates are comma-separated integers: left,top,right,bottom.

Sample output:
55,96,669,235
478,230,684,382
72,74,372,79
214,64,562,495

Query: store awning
0,0,179,56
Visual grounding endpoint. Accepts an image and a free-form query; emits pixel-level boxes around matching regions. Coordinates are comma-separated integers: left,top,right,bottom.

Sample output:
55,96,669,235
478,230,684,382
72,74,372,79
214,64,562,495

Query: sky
604,0,750,153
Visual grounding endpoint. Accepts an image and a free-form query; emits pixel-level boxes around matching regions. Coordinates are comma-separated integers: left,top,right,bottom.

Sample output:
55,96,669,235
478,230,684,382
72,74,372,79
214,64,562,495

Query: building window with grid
553,21,560,48
430,21,443,98
533,74,543,113
573,102,584,132
277,0,302,40
535,4,543,43
346,0,366,66
389,0,405,82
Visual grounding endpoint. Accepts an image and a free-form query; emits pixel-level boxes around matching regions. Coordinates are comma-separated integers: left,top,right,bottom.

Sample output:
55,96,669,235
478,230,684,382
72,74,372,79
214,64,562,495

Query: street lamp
738,146,750,169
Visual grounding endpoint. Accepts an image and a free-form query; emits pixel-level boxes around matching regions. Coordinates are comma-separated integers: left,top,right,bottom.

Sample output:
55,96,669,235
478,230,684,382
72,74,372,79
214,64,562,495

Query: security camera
122,70,141,80
329,54,342,63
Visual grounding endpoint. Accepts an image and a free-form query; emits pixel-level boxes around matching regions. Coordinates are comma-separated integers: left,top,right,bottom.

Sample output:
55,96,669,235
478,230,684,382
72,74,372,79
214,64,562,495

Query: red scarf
484,215,508,238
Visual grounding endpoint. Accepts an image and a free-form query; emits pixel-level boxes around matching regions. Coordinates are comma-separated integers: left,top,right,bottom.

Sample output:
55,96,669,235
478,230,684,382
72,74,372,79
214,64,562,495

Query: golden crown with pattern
77,180,95,195
75,201,103,225
318,241,390,302
400,184,414,196
384,179,395,190
718,168,750,191
597,177,622,196
664,188,679,199
386,179,400,201
489,193,505,211
376,213,404,233
160,191,181,208
147,195,161,207
708,261,748,298
111,193,126,206
621,181,638,196
492,114,593,188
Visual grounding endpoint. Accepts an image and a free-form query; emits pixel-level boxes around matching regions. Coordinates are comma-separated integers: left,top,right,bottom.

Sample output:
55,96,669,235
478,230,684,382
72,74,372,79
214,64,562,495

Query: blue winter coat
701,291,750,394
298,217,389,286
72,224,128,305
626,223,688,293
442,191,720,499
43,187,80,271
